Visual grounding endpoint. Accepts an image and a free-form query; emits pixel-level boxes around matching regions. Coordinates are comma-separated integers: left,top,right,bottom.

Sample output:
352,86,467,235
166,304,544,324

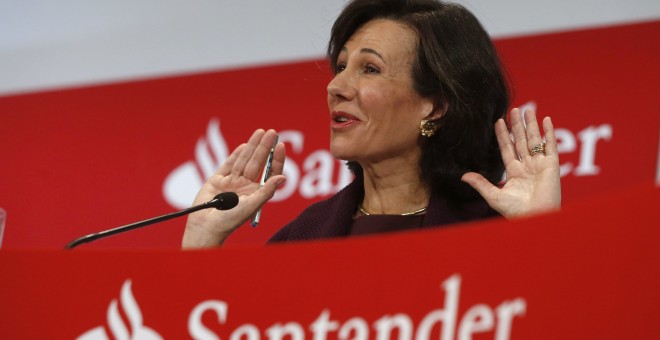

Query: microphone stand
65,193,238,249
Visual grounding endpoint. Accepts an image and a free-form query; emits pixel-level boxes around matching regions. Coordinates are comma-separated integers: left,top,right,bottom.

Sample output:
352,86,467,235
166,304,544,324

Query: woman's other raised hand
182,129,286,248
462,108,561,218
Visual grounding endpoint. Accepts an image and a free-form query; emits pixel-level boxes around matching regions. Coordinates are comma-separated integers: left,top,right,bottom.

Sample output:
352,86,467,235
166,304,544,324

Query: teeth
336,116,348,122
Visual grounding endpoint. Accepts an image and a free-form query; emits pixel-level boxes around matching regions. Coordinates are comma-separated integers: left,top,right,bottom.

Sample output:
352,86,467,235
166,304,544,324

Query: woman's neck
359,157,430,215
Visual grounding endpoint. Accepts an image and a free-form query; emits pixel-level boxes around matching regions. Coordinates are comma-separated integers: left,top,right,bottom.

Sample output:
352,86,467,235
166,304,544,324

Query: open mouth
331,111,358,122
331,112,359,129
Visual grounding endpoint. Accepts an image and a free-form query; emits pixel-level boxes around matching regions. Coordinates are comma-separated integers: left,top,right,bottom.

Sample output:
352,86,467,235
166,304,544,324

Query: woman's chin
329,143,357,161
329,149,352,161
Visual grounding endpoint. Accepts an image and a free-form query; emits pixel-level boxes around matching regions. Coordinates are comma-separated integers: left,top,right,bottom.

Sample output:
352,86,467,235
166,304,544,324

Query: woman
182,0,561,248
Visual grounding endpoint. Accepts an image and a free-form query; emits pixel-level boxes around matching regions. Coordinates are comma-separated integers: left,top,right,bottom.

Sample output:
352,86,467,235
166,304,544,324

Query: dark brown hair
329,0,509,199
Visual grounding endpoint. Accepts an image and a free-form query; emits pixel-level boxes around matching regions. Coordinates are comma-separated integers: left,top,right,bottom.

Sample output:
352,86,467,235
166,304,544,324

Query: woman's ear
419,100,447,138
425,100,447,121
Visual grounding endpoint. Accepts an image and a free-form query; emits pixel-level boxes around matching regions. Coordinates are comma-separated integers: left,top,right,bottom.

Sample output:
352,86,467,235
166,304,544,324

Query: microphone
65,192,239,249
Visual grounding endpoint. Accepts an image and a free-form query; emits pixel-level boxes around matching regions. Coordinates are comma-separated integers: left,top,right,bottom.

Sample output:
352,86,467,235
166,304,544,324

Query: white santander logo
163,118,229,209
77,280,162,340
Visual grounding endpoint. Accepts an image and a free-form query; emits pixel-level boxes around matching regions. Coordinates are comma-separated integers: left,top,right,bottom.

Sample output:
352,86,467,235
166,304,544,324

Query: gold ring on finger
530,142,546,156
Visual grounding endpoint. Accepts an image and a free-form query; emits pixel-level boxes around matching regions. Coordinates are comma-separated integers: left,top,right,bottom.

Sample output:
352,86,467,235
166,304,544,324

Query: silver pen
251,136,278,227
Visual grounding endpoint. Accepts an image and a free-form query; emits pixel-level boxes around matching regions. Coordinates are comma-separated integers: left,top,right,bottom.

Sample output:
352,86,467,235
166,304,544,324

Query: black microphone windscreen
213,192,239,210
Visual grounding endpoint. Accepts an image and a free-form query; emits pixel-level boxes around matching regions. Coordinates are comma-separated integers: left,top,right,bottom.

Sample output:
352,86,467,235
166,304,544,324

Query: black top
269,176,500,243
350,214,425,236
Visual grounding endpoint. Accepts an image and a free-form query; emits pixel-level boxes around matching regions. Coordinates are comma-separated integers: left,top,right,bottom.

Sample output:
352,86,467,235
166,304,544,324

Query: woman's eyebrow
360,48,386,64
339,46,387,64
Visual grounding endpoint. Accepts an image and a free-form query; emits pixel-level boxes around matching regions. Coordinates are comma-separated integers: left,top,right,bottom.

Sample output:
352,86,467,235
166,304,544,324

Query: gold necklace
358,205,427,216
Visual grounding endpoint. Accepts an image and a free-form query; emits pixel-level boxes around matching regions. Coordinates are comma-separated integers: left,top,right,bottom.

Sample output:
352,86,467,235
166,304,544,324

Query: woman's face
327,19,434,165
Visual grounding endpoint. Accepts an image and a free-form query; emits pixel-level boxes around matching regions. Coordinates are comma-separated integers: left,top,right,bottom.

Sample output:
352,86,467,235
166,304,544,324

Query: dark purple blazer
268,178,499,243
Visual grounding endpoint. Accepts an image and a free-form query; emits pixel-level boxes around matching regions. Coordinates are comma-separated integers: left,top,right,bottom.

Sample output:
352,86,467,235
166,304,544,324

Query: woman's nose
327,70,355,101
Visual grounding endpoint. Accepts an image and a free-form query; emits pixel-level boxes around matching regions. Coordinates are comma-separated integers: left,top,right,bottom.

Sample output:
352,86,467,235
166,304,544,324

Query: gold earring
420,119,438,137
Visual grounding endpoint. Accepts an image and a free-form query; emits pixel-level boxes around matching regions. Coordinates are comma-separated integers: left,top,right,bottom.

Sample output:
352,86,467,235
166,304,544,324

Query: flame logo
163,118,229,209
77,280,162,340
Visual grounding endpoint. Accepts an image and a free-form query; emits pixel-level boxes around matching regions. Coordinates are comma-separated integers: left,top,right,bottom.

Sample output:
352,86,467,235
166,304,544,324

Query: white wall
1,0,658,96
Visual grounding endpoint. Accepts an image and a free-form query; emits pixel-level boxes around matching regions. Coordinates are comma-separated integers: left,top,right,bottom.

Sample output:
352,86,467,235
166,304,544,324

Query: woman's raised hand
182,129,286,248
461,108,561,218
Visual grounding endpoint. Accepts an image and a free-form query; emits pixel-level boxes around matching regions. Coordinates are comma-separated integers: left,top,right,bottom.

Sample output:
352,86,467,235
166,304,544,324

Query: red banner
1,21,659,248
0,184,658,339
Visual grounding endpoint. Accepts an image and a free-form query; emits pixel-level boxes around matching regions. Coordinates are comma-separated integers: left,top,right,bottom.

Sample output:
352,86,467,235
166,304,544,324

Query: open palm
182,129,286,247
462,108,561,218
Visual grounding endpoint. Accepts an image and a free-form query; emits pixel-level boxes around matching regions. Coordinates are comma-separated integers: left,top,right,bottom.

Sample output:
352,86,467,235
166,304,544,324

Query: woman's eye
364,65,380,74
333,63,379,75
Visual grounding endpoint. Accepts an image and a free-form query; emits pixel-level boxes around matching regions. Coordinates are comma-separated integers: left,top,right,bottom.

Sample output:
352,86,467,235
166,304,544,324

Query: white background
1,0,659,96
